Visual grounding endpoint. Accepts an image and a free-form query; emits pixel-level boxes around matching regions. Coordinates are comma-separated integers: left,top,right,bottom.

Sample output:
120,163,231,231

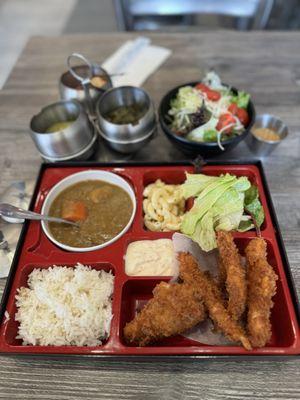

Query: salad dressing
252,127,280,142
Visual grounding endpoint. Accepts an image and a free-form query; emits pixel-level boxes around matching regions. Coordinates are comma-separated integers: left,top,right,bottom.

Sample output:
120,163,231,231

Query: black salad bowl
158,82,256,157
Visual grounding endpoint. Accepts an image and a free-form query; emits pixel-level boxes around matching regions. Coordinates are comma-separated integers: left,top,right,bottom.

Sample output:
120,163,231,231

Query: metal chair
113,0,274,31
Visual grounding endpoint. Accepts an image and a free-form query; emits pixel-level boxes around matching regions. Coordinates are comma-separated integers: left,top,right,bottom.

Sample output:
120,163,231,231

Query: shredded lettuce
168,86,203,132
169,86,202,114
231,91,250,108
180,173,262,252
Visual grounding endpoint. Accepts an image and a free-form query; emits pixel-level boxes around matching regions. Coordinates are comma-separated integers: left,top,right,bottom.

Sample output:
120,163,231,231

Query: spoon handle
0,203,77,226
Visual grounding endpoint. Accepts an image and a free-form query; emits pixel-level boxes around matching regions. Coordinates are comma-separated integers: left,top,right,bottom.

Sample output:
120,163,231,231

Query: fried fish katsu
178,252,252,350
217,231,247,321
245,238,278,348
124,281,206,346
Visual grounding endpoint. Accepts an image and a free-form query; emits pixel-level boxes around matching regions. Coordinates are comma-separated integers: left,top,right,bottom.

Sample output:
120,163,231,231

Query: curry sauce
49,180,133,248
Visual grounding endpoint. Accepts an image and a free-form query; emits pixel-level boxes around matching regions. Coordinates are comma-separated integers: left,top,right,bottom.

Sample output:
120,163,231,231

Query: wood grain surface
0,32,299,399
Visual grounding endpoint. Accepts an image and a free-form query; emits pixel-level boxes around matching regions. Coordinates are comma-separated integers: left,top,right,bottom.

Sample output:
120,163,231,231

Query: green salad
168,72,251,150
180,173,264,251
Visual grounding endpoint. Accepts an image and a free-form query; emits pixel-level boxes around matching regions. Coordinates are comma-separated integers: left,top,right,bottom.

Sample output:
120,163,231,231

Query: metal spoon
0,203,79,227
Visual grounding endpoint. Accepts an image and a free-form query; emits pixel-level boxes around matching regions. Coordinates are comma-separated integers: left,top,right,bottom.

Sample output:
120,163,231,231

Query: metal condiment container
30,100,94,159
96,86,156,153
98,125,156,154
246,114,288,157
59,53,112,114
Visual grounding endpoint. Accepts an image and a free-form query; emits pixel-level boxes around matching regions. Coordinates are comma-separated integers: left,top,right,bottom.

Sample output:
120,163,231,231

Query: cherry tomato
195,83,221,101
228,103,238,115
216,113,236,134
195,83,209,92
207,90,221,101
236,108,250,126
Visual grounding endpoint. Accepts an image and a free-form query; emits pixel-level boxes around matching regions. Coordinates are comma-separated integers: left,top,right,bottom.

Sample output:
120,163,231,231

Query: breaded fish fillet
178,252,251,350
124,281,206,346
245,238,278,348
217,231,247,321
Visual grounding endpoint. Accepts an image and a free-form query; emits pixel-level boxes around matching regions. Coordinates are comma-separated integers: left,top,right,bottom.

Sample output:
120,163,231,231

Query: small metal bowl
98,125,156,154
30,100,94,159
59,64,112,113
39,129,98,163
96,86,156,143
246,114,288,157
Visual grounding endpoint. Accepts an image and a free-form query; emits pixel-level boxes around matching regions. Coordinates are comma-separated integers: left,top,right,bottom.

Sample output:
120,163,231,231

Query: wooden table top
0,32,299,399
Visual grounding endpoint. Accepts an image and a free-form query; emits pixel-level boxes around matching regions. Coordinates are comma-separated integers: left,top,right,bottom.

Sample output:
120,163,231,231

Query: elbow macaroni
143,179,185,231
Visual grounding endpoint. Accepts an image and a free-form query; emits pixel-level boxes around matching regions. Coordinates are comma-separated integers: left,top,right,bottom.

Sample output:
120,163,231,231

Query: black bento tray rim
0,159,299,361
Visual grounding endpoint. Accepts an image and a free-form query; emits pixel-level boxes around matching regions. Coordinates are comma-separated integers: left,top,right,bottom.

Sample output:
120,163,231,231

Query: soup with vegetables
48,180,133,248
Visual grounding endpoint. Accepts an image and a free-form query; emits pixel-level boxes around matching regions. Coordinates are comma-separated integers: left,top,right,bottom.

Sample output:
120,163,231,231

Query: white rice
15,263,114,346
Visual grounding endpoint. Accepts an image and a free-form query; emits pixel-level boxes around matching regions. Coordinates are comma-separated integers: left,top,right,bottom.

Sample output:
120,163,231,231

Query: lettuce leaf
192,212,216,252
238,218,254,232
213,189,245,231
231,91,250,108
181,176,237,235
182,173,220,199
180,173,262,252
245,198,265,228
244,185,258,204
244,185,265,228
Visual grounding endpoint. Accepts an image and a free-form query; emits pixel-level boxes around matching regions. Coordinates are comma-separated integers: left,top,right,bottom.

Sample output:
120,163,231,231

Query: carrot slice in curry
61,200,87,222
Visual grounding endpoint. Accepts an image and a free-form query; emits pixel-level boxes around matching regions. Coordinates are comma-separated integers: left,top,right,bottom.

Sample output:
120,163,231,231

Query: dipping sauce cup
246,114,288,157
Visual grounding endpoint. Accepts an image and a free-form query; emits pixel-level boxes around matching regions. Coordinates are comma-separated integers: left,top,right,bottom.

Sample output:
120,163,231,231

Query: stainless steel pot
96,86,156,142
59,62,112,114
98,125,156,154
39,129,98,163
30,100,94,159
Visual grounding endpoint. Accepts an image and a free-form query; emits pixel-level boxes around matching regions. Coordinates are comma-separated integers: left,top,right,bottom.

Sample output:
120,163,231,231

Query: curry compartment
0,162,299,357
48,180,133,248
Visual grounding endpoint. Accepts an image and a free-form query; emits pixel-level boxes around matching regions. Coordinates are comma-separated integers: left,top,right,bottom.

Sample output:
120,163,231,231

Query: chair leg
252,0,274,29
113,0,134,31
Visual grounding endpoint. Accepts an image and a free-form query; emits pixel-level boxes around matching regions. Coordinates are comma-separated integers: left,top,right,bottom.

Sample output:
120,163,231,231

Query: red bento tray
0,161,299,359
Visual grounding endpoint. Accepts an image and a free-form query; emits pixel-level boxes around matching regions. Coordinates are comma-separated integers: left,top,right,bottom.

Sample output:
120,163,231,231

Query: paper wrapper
172,233,233,346
102,37,171,87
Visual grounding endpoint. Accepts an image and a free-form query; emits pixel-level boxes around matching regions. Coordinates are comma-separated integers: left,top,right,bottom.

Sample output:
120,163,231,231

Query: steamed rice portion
15,263,114,346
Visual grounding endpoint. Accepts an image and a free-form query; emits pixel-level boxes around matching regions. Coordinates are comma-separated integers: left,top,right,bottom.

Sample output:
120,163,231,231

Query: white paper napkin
102,36,172,87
